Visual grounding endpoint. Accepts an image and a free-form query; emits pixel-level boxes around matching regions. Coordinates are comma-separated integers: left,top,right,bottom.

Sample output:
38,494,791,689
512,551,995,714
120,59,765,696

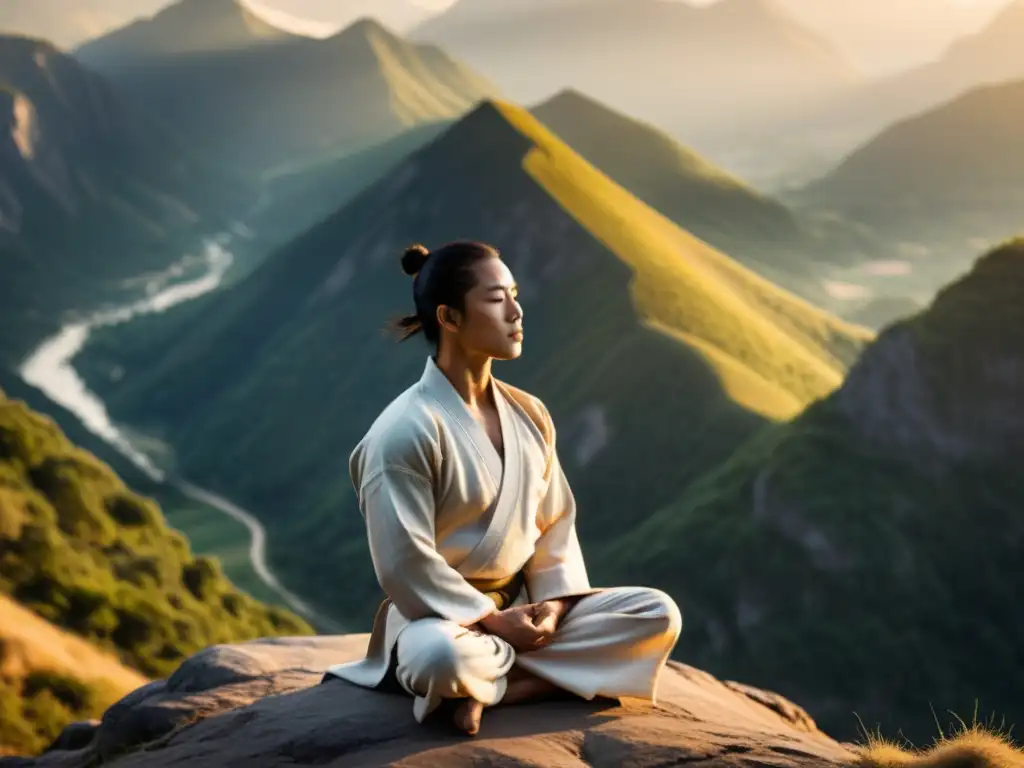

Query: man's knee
628,587,684,639
395,620,463,693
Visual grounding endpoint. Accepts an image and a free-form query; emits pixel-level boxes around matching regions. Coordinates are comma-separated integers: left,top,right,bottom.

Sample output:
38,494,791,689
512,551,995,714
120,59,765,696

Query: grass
0,388,313,683
0,595,147,756
855,711,1022,768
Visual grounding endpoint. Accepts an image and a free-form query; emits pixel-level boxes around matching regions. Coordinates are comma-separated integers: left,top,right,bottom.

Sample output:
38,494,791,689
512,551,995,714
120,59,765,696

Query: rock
42,722,99,754
7,634,857,767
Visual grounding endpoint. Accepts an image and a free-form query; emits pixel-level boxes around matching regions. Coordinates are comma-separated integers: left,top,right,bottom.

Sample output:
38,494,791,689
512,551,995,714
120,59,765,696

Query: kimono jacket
325,356,599,689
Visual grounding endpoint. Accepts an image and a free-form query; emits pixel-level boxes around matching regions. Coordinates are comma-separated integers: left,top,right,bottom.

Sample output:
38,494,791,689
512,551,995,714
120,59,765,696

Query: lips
509,329,523,341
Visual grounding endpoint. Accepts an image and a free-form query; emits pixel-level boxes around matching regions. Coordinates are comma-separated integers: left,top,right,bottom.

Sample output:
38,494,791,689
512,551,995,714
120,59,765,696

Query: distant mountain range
75,98,870,629
0,0,165,50
775,0,1007,75
410,0,861,153
606,236,1024,744
74,0,498,173
530,89,884,302
800,0,1024,160
0,34,244,368
793,77,1024,291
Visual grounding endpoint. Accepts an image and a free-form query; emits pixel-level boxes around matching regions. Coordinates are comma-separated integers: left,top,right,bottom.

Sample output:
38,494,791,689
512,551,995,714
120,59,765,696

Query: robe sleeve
359,465,498,626
523,411,593,604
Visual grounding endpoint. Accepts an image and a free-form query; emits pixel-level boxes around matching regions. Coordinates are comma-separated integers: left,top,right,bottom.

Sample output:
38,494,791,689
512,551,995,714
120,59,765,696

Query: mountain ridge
72,8,498,173
409,0,860,162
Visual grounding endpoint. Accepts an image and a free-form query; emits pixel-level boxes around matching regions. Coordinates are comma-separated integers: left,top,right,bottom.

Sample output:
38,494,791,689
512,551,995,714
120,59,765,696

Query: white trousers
393,587,683,722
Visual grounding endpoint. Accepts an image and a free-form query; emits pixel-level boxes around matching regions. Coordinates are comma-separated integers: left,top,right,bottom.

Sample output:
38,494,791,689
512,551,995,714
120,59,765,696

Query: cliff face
3,634,856,767
833,240,1024,469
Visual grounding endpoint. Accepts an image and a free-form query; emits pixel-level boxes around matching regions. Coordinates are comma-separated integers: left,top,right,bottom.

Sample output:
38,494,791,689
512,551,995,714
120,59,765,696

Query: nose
509,296,523,324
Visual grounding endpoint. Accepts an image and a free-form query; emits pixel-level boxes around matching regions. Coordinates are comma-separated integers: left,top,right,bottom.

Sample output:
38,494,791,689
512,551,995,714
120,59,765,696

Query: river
17,235,330,631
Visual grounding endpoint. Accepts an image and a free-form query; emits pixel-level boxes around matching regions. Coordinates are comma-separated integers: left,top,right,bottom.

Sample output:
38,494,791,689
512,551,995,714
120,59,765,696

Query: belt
467,571,524,611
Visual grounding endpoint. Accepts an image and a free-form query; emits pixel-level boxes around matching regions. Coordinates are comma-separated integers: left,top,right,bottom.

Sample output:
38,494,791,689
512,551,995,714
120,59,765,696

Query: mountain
74,3,499,173
0,387,313,755
530,88,883,302
247,0,441,35
74,0,295,64
793,78,1024,289
409,0,861,164
73,99,872,629
775,0,1008,75
0,35,245,368
803,0,1024,161
0,1,165,50
0,595,147,756
603,237,1024,744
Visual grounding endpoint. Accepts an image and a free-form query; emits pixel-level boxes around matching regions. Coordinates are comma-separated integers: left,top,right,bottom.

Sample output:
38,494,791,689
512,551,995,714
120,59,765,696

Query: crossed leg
394,587,682,734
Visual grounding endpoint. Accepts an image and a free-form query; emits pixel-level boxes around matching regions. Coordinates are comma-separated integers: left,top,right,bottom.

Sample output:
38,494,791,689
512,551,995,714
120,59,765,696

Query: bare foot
500,667,559,706
453,698,484,736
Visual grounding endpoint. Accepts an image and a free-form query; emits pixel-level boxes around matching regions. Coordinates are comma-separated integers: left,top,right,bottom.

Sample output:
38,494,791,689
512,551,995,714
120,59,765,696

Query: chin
492,342,523,361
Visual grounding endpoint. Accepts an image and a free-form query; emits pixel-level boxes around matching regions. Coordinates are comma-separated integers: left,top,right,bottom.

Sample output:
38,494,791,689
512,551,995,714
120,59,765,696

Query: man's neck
435,348,493,408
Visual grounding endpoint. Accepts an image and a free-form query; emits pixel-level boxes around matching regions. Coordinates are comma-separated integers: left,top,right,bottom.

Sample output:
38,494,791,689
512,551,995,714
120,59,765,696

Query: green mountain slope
0,387,312,681
77,99,871,628
0,595,148,756
75,1,498,173
0,34,244,368
603,237,1024,745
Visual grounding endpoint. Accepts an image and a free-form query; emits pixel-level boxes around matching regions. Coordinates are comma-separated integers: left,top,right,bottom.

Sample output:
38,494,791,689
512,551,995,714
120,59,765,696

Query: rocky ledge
2,634,860,767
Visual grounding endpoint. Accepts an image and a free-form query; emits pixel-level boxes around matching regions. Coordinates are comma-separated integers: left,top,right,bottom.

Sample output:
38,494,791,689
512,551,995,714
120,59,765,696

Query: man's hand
477,605,548,652
477,597,579,652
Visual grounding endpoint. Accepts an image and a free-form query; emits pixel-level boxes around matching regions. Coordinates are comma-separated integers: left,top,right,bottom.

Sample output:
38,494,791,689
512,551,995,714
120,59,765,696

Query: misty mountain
75,0,294,63
74,1,497,173
0,0,165,50
247,0,439,34
795,78,1024,283
76,98,869,627
410,0,861,164
531,88,884,305
802,0,1024,161
775,0,1007,75
0,34,245,367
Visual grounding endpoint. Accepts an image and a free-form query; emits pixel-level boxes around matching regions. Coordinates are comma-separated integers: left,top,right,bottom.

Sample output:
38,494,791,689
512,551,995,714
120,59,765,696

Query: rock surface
3,634,859,767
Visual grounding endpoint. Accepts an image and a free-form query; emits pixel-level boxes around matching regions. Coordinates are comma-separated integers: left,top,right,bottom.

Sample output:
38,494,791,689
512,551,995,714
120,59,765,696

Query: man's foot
501,671,558,706
453,698,484,736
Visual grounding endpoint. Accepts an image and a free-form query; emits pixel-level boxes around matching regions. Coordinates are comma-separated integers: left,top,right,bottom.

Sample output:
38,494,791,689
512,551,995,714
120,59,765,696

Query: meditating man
324,241,683,735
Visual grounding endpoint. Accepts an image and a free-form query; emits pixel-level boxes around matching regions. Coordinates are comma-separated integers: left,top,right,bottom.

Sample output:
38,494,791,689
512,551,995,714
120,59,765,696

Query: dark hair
390,240,501,345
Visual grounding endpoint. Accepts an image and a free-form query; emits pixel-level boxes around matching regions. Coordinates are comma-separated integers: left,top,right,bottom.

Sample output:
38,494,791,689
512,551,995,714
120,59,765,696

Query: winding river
17,236,330,630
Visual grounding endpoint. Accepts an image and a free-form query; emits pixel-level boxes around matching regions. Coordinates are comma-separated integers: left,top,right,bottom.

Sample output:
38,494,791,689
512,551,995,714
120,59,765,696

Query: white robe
324,357,682,721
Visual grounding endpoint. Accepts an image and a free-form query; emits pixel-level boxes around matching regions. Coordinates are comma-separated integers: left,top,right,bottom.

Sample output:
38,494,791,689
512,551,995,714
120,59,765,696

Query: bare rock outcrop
3,634,858,767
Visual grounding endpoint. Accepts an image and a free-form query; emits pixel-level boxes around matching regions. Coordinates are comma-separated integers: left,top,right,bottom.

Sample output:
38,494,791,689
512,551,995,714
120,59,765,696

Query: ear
436,304,462,333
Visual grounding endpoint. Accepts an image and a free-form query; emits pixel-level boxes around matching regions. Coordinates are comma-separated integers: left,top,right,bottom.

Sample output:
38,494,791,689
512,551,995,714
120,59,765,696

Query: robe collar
418,356,525,576
419,356,514,487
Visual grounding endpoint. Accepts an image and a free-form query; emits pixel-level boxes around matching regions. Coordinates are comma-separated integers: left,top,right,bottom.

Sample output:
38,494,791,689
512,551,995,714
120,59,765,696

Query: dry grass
856,715,1022,768
0,595,148,694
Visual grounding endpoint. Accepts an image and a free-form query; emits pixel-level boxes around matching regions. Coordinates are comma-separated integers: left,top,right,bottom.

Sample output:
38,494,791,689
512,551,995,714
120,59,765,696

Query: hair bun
401,243,430,276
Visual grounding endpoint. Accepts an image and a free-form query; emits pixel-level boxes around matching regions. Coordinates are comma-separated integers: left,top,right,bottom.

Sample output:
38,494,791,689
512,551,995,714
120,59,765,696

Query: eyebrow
484,283,517,292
